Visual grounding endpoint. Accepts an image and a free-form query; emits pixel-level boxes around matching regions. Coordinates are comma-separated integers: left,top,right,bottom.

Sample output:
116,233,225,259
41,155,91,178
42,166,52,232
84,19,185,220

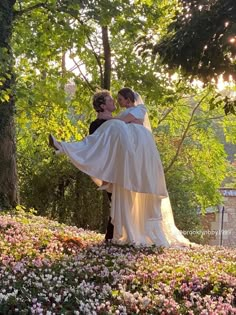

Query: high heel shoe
48,134,62,151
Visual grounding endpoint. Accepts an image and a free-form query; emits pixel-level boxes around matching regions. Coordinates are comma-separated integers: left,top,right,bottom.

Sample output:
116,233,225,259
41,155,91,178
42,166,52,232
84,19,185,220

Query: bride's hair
93,90,111,112
118,87,135,102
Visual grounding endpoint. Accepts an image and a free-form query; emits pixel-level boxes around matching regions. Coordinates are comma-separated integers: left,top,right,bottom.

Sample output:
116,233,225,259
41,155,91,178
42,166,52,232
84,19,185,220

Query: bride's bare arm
115,113,143,124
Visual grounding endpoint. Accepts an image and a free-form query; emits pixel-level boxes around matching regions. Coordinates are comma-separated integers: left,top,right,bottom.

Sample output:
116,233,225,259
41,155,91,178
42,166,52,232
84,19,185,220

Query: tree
1,0,177,212
154,0,236,81
152,0,236,114
13,0,175,226
150,81,229,239
0,0,17,209
0,0,113,210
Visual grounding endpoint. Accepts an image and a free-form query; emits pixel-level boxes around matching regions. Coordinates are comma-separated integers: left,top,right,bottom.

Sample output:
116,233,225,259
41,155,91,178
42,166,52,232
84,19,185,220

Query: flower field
0,210,235,314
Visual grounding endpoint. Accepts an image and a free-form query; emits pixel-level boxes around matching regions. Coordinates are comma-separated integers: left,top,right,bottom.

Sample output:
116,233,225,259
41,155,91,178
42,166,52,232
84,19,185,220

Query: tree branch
71,56,96,92
158,107,174,125
55,6,104,87
14,1,48,17
158,94,201,125
85,33,104,87
76,19,104,87
165,92,210,173
190,115,225,127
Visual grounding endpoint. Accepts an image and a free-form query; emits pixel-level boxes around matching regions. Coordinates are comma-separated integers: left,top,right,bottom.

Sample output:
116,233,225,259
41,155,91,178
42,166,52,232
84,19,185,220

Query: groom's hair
118,87,135,102
93,90,111,112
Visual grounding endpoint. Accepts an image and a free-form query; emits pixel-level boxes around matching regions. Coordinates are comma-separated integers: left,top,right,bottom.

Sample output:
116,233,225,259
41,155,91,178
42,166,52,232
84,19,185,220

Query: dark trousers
105,192,114,240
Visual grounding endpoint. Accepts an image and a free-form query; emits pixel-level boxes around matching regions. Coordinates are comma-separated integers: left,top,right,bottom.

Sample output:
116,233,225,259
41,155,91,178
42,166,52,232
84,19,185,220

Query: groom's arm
116,113,143,125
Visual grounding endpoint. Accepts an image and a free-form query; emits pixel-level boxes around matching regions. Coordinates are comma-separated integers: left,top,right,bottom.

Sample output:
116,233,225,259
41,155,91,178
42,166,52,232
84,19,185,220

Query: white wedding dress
55,105,191,247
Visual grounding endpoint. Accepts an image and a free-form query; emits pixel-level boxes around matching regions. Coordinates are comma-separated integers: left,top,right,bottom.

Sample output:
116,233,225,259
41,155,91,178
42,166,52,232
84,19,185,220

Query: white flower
55,295,61,303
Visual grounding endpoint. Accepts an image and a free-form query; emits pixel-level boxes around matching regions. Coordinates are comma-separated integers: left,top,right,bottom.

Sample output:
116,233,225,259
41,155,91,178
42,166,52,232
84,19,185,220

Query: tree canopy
154,0,236,82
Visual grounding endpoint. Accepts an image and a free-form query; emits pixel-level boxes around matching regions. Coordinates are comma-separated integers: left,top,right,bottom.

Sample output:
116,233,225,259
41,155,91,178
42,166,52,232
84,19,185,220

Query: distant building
200,188,236,247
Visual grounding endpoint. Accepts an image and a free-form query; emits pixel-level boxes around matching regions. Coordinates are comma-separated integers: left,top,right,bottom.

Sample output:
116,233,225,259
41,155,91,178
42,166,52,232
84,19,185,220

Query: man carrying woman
49,88,192,248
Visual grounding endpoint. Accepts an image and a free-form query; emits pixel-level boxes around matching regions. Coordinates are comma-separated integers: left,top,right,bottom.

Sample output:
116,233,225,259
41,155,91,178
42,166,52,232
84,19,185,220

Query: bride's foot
48,134,61,151
97,183,113,193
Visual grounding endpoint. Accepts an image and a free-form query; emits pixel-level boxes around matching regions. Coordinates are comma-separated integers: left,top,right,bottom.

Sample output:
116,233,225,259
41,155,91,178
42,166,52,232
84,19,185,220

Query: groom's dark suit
89,118,114,241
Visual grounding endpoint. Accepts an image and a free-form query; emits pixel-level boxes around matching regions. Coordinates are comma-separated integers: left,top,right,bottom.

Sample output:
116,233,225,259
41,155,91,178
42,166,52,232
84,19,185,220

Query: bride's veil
133,92,152,132
133,90,191,247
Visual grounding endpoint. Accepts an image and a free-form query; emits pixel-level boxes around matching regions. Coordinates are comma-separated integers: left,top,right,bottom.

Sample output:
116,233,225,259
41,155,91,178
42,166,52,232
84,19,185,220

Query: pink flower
32,258,43,268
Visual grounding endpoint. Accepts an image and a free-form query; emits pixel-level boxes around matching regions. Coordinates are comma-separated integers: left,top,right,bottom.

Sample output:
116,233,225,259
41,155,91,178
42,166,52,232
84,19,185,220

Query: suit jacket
89,118,107,135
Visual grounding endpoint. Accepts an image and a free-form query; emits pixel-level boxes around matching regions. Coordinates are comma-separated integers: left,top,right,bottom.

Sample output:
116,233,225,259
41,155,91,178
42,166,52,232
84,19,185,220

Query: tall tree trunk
102,26,111,90
101,25,112,230
0,0,18,209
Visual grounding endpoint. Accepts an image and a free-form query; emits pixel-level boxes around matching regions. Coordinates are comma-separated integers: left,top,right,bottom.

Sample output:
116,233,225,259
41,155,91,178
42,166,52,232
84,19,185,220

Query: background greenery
8,0,236,243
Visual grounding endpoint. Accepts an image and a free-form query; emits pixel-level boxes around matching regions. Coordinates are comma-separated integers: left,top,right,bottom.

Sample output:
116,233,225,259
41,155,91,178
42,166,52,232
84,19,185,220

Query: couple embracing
49,88,192,248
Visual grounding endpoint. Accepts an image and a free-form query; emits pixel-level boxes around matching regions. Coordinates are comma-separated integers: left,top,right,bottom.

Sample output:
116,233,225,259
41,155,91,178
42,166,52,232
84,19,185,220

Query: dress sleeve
128,105,147,120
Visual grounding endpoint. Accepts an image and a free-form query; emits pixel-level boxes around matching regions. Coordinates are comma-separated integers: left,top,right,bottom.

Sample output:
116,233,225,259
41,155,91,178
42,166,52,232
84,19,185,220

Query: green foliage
18,155,105,230
150,0,236,114
151,82,235,241
153,0,236,81
11,0,236,237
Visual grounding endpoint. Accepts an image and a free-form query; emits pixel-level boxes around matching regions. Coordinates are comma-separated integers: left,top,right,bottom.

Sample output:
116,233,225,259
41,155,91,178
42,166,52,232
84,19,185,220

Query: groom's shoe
104,238,112,245
105,217,114,242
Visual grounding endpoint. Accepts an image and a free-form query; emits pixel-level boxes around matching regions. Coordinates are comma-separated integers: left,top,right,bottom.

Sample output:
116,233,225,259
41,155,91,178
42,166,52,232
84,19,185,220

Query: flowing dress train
57,119,191,247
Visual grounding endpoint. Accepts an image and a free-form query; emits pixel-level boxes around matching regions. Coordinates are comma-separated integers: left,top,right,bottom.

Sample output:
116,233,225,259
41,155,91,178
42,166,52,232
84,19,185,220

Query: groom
89,90,116,134
89,90,116,242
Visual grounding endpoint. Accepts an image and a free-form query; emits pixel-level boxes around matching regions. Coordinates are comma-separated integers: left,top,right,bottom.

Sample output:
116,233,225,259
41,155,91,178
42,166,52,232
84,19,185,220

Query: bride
49,88,192,247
